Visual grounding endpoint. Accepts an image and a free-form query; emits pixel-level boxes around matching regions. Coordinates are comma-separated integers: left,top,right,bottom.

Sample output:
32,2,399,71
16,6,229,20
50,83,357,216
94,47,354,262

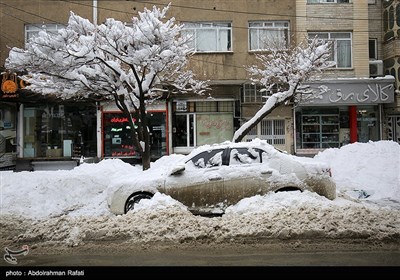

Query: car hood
106,154,187,198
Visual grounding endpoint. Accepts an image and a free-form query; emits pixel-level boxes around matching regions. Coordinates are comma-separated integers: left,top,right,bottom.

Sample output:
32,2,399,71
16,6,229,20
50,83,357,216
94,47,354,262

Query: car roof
186,138,281,160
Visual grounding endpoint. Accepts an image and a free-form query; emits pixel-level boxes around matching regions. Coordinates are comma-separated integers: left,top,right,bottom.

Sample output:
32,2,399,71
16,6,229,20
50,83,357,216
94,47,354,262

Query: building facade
293,0,397,155
382,0,400,143
0,0,398,170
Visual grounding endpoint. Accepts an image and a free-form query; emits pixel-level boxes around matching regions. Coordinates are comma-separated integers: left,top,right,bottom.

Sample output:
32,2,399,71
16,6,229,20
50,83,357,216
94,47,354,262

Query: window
261,119,286,145
299,108,340,149
22,104,97,158
103,112,167,159
229,148,262,165
25,24,65,43
242,83,268,103
369,39,377,60
308,32,352,68
244,119,286,146
172,101,234,148
182,22,232,52
249,21,289,51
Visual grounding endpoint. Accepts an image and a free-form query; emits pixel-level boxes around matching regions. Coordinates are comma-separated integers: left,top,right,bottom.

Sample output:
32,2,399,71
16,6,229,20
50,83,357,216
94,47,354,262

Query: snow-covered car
107,139,336,216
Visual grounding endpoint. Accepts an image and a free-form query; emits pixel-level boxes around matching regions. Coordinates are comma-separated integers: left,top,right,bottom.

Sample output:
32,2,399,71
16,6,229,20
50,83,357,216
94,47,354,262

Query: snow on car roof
186,138,279,158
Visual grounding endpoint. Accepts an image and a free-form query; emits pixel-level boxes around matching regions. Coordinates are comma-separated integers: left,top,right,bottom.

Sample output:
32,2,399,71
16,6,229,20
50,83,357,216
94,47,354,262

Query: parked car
107,139,336,216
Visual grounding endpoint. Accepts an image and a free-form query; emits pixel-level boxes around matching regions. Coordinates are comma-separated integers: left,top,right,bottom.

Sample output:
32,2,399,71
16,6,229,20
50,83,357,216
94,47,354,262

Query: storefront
295,77,395,155
171,99,235,154
1,70,99,170
1,71,23,169
0,102,17,170
101,101,168,162
20,102,97,159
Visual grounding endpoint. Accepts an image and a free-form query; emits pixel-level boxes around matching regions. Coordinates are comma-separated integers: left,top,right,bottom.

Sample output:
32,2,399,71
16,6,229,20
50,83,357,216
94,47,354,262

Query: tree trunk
141,150,151,171
233,96,292,143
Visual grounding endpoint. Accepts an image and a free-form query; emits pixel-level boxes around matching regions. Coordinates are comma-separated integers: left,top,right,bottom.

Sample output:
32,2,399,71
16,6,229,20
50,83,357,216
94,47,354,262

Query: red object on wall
349,106,357,143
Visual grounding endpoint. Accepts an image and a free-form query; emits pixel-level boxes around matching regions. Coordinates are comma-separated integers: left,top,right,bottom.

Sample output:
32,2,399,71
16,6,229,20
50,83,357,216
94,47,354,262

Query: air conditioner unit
369,60,383,77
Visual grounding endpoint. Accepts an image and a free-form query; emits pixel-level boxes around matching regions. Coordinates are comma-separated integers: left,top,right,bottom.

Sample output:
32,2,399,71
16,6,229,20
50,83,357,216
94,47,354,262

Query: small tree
233,38,333,142
5,4,207,170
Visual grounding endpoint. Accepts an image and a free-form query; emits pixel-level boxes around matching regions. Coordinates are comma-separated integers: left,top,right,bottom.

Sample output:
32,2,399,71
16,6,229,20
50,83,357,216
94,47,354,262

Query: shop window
0,103,17,169
173,101,234,148
196,113,233,146
299,109,340,149
22,104,97,158
387,115,400,143
103,112,166,159
357,107,379,142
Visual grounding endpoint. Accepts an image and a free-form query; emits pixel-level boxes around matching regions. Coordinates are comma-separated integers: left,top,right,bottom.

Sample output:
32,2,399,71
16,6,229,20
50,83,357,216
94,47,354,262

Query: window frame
181,22,233,53
25,23,65,44
242,83,268,103
248,21,290,51
369,38,378,60
246,119,286,145
308,32,353,69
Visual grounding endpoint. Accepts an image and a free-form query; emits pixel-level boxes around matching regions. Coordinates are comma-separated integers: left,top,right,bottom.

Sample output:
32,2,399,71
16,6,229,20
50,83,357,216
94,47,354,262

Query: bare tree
233,37,333,143
5,4,207,170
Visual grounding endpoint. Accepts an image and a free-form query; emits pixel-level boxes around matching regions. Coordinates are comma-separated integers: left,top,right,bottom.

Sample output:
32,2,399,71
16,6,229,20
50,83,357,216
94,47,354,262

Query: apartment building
382,0,400,143
293,0,396,156
0,0,397,170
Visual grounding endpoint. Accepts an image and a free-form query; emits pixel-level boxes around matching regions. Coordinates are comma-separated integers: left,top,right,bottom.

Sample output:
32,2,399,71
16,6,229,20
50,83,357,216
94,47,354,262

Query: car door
223,147,274,205
163,148,227,212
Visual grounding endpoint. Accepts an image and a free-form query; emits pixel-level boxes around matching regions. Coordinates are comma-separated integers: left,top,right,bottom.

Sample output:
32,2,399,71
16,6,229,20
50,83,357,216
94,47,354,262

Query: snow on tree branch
233,38,334,142
5,3,208,170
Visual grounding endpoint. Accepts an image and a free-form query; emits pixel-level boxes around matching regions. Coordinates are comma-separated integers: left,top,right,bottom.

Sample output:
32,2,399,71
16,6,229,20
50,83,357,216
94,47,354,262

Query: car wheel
124,192,153,214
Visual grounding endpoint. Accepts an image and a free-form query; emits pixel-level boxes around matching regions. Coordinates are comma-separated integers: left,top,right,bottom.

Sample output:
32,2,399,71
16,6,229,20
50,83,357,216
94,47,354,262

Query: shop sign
0,71,26,99
300,79,395,105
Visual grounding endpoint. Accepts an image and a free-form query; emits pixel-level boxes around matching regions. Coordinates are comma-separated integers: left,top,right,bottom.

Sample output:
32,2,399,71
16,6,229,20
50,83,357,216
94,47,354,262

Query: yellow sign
1,72,18,94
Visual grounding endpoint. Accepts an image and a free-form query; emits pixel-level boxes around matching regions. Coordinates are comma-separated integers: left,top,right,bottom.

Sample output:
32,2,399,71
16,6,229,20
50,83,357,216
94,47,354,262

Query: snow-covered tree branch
233,37,334,143
5,3,208,170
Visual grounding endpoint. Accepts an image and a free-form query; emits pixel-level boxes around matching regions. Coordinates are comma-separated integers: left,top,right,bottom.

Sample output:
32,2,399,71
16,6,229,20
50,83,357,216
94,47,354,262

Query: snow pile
1,141,399,246
2,191,398,247
314,140,400,201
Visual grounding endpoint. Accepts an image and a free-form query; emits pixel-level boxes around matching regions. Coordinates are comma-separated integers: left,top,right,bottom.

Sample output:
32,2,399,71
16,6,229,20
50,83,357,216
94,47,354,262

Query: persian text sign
301,79,395,105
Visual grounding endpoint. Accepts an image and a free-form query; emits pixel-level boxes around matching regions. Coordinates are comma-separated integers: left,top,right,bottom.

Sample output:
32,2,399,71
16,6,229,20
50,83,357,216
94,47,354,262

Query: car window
229,148,262,165
188,149,225,168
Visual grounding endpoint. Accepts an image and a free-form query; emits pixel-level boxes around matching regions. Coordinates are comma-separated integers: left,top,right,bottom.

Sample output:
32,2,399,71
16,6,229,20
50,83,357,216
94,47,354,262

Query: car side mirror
170,164,185,175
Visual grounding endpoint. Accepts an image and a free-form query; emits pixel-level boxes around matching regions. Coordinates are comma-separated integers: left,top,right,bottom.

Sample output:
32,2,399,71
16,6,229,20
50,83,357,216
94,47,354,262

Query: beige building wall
99,0,295,82
0,0,92,66
297,0,370,79
0,0,295,85
369,0,383,61
3,1,391,152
